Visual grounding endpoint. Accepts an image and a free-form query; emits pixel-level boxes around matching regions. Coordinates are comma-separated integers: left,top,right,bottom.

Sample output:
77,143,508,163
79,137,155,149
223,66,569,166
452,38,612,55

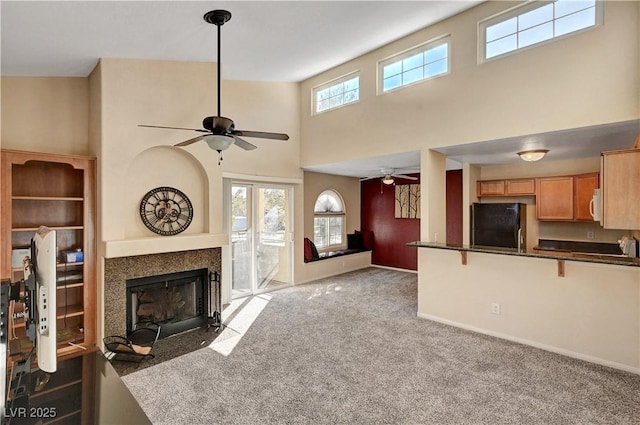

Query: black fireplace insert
125,268,209,338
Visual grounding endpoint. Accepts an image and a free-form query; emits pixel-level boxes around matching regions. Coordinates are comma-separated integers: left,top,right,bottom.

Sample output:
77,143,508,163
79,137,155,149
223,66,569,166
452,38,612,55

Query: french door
231,183,293,298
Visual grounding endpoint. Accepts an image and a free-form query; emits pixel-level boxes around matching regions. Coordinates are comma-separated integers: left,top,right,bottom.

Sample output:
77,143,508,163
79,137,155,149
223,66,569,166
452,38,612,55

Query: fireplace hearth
126,269,208,338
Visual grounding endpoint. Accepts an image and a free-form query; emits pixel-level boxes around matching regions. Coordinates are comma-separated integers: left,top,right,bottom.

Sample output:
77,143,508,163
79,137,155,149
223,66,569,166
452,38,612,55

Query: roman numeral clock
140,187,193,236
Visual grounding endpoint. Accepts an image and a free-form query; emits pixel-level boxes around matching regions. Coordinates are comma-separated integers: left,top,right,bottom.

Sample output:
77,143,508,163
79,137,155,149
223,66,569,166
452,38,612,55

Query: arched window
313,190,345,250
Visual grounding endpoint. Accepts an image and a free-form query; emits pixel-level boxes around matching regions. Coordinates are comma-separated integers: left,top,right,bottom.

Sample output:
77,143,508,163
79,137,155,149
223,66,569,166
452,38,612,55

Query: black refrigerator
470,203,526,252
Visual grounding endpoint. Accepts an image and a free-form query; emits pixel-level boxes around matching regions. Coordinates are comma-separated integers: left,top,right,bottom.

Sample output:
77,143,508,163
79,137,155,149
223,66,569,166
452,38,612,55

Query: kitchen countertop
406,241,640,267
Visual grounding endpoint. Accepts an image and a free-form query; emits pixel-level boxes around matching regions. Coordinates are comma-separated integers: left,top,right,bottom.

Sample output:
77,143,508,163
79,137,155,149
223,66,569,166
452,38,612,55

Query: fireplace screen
126,269,208,338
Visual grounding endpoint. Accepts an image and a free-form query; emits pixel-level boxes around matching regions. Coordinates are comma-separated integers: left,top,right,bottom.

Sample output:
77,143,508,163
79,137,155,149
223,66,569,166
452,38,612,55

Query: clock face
140,187,193,236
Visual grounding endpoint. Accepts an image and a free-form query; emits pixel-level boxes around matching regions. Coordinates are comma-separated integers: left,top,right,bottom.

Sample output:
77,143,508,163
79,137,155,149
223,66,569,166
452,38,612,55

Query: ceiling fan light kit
204,134,235,152
382,176,395,185
361,168,419,185
138,10,289,164
517,149,549,162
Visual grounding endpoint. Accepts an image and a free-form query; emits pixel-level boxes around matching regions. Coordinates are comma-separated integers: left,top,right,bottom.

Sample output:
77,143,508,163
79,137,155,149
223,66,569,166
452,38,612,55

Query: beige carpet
123,267,640,424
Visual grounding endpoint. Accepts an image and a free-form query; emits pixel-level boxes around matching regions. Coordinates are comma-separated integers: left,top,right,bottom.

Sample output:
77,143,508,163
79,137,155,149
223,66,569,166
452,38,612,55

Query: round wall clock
140,186,193,236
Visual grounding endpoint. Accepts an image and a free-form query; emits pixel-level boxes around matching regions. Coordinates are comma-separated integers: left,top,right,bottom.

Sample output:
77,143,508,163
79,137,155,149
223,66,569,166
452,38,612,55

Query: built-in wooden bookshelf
1,149,96,360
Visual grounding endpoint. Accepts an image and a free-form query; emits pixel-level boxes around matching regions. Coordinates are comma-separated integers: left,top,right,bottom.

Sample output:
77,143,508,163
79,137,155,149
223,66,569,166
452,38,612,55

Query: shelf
31,379,82,399
13,195,84,202
12,226,84,232
57,304,84,319
58,282,84,290
57,261,84,268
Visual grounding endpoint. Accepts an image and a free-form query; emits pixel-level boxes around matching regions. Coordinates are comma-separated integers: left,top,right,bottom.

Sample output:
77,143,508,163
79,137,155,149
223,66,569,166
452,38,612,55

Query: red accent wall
361,176,420,270
446,170,463,247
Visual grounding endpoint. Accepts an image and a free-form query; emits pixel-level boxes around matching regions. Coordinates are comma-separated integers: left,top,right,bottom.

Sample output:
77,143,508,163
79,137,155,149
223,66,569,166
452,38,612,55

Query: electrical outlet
587,231,595,239
491,303,501,315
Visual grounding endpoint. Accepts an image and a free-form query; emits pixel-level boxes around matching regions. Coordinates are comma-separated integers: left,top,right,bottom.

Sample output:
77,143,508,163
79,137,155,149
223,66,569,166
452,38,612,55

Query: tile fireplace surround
104,248,221,338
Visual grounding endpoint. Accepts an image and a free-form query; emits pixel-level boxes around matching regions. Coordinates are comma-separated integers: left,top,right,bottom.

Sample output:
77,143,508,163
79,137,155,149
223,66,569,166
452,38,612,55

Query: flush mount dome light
517,149,549,162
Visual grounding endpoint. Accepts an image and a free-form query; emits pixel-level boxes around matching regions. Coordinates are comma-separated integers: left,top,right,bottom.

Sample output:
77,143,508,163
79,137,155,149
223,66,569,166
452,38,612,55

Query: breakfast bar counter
407,241,640,268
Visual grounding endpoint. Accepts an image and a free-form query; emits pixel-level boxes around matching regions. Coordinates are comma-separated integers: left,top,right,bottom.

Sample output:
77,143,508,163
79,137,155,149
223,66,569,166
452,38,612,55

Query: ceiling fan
139,10,289,164
360,168,419,185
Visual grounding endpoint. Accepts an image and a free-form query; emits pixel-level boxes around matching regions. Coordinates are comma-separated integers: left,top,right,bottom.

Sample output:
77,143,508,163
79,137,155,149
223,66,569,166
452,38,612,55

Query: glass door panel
231,185,252,298
231,184,293,298
256,187,291,291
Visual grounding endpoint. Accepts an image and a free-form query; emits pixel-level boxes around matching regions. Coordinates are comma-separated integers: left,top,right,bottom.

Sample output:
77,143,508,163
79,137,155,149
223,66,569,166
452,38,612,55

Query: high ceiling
2,1,637,175
0,1,482,81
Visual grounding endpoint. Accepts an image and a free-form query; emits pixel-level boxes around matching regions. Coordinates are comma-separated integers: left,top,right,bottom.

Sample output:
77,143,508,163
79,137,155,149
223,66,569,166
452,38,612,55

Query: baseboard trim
417,312,640,375
371,264,417,274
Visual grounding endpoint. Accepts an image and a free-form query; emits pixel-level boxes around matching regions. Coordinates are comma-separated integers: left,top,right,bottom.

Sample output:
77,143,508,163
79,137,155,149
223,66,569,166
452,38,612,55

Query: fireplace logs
134,287,189,323
126,268,208,338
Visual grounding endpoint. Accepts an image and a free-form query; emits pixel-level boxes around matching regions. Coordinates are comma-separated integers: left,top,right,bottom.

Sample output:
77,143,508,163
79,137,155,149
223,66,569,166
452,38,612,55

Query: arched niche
124,146,209,238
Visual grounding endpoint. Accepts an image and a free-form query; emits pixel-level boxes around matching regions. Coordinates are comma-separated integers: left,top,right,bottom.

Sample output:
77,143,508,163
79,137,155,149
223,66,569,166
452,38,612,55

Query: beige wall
418,248,640,373
299,1,639,168
303,171,361,241
301,171,363,282
93,58,300,243
1,77,90,155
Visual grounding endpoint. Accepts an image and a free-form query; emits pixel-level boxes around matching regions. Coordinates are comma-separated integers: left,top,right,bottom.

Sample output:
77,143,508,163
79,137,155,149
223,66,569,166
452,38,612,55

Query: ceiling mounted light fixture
517,149,549,162
203,134,235,152
382,175,395,185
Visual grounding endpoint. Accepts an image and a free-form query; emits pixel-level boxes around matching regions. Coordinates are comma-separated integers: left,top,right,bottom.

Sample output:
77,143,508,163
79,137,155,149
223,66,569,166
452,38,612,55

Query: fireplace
103,248,221,339
126,268,208,338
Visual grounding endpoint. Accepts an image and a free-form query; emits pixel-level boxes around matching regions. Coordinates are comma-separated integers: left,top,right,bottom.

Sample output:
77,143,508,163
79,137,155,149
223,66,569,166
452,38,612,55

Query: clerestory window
313,72,360,115
480,0,603,61
379,35,450,94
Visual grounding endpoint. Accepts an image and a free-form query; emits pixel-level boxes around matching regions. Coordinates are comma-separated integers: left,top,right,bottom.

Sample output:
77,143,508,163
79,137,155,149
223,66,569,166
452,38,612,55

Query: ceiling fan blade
233,136,258,151
393,174,418,180
232,129,289,140
139,124,209,133
359,176,378,181
175,135,206,147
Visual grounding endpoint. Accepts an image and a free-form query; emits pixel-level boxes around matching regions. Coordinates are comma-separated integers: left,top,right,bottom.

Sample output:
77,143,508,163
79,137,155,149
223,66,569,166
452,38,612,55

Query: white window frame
313,189,346,251
377,35,451,95
312,71,360,115
479,0,604,63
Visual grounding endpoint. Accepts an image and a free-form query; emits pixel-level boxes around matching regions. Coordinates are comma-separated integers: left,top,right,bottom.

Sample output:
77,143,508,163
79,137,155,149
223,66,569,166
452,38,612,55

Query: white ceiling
0,1,482,81
2,1,638,177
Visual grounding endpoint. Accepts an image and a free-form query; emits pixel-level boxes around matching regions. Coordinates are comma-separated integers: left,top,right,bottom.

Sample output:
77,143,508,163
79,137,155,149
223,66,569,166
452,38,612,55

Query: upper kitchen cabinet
477,178,535,197
574,173,600,221
536,173,599,221
601,148,640,229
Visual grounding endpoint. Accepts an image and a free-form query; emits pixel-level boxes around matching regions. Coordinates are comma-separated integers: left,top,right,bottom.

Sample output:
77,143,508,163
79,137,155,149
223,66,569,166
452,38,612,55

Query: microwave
589,188,602,223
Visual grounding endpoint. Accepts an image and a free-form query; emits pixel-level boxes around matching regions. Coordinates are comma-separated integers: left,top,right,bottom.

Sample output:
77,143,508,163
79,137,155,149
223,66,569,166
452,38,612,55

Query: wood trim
557,260,565,277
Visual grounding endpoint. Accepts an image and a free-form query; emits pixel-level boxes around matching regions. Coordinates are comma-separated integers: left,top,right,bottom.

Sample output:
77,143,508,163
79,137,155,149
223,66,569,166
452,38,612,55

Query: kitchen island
409,242,640,374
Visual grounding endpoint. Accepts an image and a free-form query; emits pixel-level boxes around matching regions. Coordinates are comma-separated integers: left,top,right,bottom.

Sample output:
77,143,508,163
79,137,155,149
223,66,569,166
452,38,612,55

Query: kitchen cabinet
601,148,640,229
536,173,599,221
536,176,574,220
477,178,535,197
1,149,96,360
574,173,599,221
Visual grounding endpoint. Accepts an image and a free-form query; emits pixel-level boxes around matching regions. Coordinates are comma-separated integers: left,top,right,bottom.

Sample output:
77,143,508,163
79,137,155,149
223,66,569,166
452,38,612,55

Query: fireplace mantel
103,233,228,258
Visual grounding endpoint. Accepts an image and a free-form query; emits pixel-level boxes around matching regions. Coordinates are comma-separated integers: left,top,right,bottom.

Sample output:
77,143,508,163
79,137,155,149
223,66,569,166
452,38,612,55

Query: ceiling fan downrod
203,10,231,118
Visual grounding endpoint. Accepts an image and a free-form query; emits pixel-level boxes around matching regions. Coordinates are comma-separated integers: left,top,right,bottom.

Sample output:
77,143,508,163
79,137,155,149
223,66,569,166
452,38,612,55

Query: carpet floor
122,267,640,424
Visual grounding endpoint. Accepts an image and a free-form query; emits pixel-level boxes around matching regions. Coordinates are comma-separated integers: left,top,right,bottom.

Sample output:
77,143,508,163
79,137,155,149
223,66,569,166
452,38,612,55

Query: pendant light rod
217,21,221,117
203,10,232,117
